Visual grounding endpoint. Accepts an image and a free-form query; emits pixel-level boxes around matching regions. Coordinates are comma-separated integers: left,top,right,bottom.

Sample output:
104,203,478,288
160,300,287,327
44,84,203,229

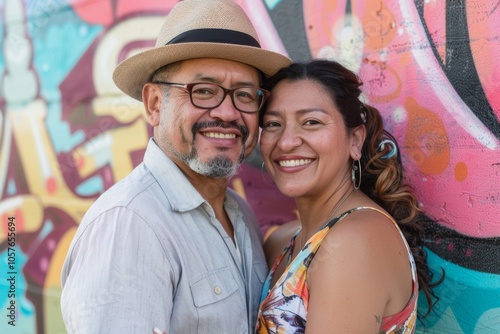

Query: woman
256,60,436,333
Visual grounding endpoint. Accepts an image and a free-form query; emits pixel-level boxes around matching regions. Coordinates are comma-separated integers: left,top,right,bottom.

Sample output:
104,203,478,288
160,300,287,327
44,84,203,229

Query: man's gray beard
168,143,245,179
188,151,243,179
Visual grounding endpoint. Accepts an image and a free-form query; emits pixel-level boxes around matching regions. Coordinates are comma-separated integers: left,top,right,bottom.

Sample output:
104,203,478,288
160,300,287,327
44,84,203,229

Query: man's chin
188,156,240,179
200,151,245,165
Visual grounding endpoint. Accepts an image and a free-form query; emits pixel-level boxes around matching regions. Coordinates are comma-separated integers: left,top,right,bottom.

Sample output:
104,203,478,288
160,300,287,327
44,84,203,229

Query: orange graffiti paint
454,162,468,182
405,96,450,175
75,155,85,168
303,0,342,57
363,2,397,51
46,177,57,195
1,210,24,237
363,59,402,104
14,209,24,232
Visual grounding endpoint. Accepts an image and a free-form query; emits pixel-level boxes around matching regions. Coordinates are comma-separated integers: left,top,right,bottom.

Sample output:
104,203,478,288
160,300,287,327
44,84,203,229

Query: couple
60,0,435,333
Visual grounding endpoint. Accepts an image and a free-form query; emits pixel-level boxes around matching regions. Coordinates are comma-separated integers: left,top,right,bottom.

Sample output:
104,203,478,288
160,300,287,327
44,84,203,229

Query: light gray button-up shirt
61,138,267,334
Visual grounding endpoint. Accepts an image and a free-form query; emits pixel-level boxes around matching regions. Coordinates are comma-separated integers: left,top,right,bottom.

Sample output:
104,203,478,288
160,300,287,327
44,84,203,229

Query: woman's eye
263,121,281,128
304,119,320,125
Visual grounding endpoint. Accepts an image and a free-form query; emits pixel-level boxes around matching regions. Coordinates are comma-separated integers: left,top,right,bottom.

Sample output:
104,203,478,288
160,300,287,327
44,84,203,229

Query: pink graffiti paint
70,0,177,25
302,0,500,238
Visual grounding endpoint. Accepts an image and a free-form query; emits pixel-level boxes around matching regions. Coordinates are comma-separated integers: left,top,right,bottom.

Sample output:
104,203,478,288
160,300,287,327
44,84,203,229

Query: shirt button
214,286,222,295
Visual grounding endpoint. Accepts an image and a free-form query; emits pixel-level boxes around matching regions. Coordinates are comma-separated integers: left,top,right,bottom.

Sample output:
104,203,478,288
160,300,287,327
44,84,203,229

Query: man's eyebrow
192,74,216,82
192,74,257,86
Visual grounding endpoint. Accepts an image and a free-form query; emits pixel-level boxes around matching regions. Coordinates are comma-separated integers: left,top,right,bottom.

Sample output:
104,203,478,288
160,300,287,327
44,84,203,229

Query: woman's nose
277,127,303,151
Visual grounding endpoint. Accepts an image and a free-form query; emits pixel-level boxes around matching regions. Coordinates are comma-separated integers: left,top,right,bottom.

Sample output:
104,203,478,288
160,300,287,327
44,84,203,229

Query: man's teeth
204,132,236,139
279,159,312,167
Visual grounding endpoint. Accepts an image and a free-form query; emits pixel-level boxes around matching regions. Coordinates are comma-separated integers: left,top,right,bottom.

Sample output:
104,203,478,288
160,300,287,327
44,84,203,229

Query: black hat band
166,28,261,48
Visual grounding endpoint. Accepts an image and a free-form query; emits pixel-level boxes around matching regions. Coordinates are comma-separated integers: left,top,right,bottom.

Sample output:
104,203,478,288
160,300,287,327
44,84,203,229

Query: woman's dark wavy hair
261,59,441,315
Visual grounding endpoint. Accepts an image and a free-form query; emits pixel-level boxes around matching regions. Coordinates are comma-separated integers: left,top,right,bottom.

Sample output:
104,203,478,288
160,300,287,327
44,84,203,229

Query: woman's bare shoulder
309,207,410,297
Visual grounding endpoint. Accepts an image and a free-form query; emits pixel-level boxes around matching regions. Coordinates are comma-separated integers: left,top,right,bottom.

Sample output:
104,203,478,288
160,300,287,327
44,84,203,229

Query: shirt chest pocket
189,266,239,307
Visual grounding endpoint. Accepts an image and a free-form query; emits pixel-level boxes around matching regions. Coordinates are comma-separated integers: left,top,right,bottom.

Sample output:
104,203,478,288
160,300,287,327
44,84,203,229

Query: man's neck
187,172,235,241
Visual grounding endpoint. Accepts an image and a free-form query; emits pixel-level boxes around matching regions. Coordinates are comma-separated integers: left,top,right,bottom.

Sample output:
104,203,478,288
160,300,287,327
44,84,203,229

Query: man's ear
143,83,161,127
350,125,366,159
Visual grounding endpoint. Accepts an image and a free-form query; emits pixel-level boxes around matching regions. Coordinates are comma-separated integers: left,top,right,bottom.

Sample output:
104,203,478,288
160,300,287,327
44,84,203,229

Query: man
60,0,291,333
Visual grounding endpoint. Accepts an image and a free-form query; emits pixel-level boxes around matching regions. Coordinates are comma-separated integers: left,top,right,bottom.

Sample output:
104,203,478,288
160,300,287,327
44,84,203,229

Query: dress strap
344,207,410,252
287,228,301,265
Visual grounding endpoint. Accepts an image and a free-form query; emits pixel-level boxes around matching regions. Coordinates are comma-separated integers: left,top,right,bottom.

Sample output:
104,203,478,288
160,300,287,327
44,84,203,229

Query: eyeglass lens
190,83,265,112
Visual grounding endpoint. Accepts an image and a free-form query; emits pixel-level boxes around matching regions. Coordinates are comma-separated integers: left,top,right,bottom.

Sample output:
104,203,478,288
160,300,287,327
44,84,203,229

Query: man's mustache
192,120,249,143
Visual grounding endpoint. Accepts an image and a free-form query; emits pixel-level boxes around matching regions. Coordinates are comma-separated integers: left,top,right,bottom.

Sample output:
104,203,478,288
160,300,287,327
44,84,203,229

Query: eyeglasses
153,81,270,113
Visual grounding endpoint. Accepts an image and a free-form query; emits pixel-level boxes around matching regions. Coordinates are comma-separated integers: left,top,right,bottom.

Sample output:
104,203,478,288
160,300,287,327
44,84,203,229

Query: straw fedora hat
113,0,292,101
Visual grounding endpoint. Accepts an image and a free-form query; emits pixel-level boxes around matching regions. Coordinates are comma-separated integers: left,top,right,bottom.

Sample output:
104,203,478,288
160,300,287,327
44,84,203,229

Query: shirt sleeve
60,206,175,334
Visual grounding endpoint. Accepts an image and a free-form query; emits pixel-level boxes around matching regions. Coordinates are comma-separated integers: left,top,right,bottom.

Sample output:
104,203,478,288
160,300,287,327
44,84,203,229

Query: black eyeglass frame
152,81,270,113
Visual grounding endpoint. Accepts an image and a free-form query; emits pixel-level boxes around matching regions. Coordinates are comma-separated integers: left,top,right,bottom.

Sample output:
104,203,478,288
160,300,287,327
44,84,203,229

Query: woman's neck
296,185,355,239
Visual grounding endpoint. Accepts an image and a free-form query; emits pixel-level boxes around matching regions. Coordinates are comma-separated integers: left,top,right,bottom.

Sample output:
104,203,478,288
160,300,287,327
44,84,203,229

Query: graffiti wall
0,0,498,333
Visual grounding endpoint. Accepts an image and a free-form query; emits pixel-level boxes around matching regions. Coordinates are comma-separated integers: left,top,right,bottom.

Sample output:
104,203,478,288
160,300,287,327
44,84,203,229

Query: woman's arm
305,210,412,333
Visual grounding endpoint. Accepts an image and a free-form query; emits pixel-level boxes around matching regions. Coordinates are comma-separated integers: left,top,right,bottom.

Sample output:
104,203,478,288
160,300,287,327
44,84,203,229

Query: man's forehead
175,58,260,82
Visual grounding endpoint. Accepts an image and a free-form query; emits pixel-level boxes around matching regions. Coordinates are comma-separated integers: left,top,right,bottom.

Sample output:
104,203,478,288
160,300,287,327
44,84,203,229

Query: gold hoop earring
352,158,361,190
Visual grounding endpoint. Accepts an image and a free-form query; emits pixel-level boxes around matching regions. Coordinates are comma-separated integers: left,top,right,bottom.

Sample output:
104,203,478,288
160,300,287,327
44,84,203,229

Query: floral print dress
256,207,418,334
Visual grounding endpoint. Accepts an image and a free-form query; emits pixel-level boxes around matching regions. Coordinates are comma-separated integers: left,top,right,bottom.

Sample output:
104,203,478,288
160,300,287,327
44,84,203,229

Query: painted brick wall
0,0,498,333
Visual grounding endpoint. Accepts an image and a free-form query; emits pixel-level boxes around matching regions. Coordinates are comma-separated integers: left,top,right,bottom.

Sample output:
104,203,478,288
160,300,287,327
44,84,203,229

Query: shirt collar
143,138,205,212
143,138,239,213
